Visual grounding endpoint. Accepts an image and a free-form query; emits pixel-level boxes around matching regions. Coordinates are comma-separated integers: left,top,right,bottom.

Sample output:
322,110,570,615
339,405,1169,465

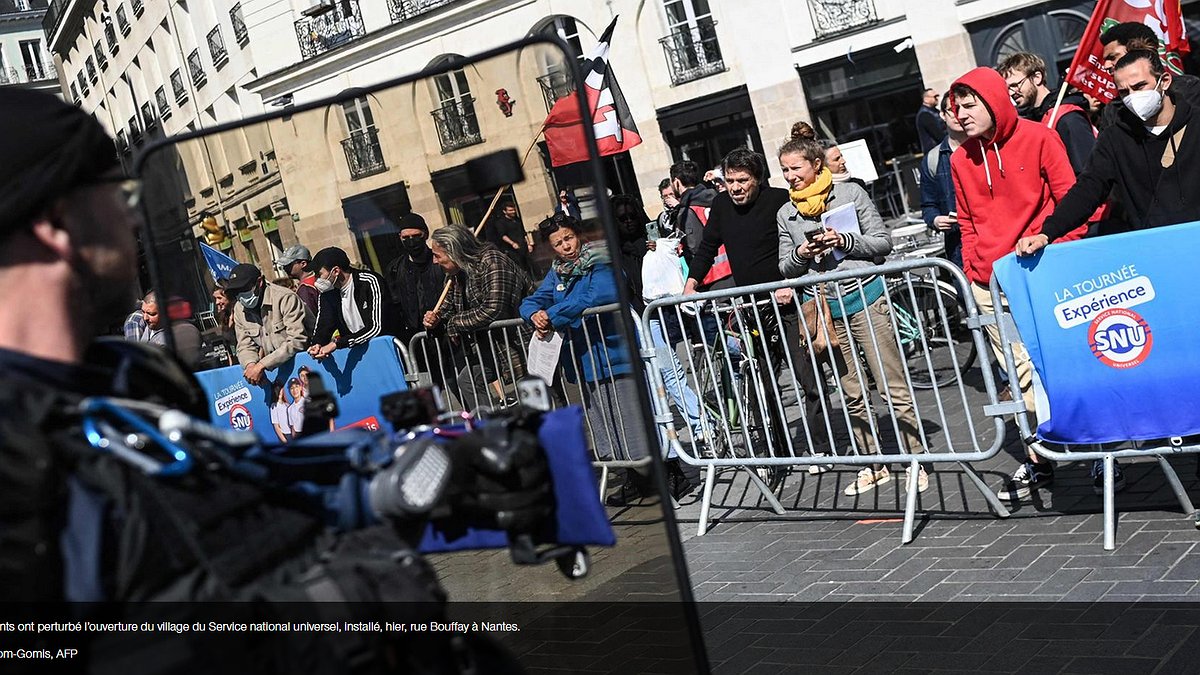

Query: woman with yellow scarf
775,122,929,497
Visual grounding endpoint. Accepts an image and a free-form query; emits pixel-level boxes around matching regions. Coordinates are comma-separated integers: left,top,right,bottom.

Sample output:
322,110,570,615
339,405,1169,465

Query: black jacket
1043,85,1200,242
312,268,396,349
384,249,444,342
917,104,947,153
1028,92,1096,175
687,187,791,288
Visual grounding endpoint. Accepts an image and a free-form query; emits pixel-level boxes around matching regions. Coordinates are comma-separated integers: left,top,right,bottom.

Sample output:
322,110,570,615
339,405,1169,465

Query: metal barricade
641,258,1013,541
987,275,1199,550
406,304,655,497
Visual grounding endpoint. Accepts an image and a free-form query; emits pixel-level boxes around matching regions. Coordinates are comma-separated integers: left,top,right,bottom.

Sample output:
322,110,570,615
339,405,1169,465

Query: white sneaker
904,466,930,493
844,467,891,496
808,452,834,475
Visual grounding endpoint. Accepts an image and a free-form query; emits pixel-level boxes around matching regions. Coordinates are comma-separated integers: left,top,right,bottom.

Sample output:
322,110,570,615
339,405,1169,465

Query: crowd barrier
989,225,1200,550
641,258,1014,540
404,304,655,498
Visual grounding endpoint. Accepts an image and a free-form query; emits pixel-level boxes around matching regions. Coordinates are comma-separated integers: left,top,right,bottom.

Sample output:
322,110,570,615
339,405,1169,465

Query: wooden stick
1046,73,1070,129
431,124,547,314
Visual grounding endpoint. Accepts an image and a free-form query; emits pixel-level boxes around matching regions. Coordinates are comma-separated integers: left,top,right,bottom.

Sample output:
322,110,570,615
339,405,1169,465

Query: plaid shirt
442,248,533,336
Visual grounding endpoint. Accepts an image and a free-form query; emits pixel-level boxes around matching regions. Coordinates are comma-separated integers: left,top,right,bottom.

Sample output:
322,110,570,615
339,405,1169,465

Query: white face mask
1123,80,1164,121
313,277,334,294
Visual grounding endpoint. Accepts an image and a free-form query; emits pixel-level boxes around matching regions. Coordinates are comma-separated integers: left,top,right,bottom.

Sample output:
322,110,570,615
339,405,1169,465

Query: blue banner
194,336,408,444
992,222,1200,443
199,241,238,281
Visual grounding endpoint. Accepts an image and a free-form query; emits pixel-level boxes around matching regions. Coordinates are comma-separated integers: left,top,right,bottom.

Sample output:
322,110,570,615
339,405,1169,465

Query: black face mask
400,237,427,255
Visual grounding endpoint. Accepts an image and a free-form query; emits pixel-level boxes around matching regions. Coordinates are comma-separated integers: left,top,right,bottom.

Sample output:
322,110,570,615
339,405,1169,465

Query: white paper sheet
820,202,861,262
527,330,564,385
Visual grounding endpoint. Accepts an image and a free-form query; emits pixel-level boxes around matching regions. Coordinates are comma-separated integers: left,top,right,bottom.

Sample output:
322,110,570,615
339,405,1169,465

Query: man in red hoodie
950,66,1087,500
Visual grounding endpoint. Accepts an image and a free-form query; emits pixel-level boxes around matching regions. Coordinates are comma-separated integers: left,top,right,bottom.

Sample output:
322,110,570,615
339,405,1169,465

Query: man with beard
998,52,1096,174
384,212,443,342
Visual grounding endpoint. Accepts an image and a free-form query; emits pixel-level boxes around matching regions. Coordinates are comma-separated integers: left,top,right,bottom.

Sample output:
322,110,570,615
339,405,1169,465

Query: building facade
0,0,58,95
43,0,1199,287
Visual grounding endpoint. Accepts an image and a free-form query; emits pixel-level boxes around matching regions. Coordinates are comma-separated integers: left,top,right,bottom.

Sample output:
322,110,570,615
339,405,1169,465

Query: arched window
533,15,587,112
429,57,482,153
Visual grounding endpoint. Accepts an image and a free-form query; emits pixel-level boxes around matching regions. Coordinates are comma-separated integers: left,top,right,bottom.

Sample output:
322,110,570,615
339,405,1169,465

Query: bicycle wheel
888,279,977,389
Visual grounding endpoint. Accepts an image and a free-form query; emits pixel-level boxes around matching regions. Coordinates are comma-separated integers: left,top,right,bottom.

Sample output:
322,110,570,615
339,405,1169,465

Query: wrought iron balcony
294,0,365,60
659,18,726,86
536,70,575,113
188,49,206,89
231,4,249,47
208,26,228,69
171,69,188,104
387,0,461,25
24,61,54,82
341,128,388,180
431,98,482,154
156,86,171,121
808,0,878,38
0,68,19,86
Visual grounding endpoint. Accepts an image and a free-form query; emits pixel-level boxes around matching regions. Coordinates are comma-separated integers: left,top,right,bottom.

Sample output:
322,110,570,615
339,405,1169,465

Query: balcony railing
171,69,188,104
15,61,55,82
156,86,171,121
188,49,206,89
208,26,228,69
431,98,482,153
294,0,365,60
536,70,575,113
341,128,388,180
808,0,878,38
231,4,249,47
659,18,726,86
387,0,461,25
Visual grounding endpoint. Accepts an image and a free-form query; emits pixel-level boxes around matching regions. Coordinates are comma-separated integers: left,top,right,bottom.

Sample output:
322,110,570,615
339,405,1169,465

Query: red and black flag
543,16,643,167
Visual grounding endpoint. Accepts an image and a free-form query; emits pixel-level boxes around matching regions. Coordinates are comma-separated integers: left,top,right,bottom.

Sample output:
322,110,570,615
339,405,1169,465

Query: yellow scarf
789,168,834,217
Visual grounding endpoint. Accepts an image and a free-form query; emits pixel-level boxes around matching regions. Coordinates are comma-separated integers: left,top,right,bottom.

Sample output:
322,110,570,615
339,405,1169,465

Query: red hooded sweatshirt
949,67,1086,285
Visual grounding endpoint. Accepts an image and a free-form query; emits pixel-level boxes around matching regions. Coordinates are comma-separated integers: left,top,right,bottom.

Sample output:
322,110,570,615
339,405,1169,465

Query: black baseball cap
219,263,262,292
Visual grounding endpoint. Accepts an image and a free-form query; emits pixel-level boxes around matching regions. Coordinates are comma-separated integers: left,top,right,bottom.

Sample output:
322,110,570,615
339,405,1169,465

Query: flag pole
1046,70,1071,129
431,123,548,314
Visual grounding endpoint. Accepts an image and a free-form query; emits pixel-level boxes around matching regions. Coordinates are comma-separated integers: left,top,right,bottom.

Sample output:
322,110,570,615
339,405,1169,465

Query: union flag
1065,0,1190,104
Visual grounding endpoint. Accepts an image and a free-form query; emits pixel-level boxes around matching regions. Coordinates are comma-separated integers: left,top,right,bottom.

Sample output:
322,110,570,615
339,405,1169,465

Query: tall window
658,0,725,84
430,65,482,152
20,40,45,80
535,16,585,111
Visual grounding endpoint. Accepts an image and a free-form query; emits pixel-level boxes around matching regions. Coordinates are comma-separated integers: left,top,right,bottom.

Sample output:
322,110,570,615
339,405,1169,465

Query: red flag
1066,0,1190,104
543,17,643,167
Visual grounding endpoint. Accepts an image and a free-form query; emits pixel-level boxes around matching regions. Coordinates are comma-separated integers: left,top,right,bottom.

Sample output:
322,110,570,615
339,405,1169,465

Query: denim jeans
649,317,705,458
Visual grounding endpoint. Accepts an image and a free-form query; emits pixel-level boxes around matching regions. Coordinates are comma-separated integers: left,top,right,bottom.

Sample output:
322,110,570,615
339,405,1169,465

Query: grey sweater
776,181,892,300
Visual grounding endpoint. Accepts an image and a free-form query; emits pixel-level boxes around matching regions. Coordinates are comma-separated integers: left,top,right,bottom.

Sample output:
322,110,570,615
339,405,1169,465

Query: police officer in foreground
0,89,534,673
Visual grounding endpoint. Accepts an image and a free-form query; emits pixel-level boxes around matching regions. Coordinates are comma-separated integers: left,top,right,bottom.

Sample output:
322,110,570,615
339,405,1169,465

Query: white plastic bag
641,238,686,301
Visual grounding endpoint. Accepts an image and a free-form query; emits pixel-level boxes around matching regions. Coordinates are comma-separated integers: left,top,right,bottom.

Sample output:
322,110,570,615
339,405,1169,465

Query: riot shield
134,35,707,673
